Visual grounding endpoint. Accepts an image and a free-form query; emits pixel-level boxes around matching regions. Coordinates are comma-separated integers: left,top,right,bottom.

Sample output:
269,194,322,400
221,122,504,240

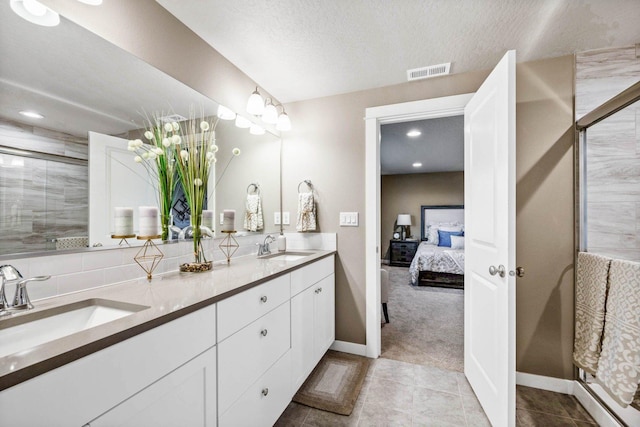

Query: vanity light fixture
407,130,421,137
217,104,236,120
235,115,252,129
10,0,60,27
249,124,266,135
19,110,44,119
412,162,422,168
276,107,292,132
246,87,265,116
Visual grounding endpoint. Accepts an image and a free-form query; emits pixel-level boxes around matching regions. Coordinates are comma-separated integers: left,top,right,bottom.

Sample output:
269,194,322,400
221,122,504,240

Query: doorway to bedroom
379,115,466,372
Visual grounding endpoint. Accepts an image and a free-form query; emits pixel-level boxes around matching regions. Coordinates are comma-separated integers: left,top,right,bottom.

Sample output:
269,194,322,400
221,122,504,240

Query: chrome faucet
257,235,276,256
0,265,50,315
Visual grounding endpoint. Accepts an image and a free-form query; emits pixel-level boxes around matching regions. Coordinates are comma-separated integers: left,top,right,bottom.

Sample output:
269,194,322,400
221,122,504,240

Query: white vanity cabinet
0,303,217,427
217,274,292,426
290,256,336,392
89,346,217,427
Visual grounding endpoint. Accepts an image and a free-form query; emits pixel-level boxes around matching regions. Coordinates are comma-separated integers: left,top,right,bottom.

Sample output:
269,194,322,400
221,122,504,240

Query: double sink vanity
0,249,336,426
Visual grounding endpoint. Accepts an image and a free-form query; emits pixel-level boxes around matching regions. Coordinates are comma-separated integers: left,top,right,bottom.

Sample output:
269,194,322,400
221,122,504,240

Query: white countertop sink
260,252,312,262
0,299,149,358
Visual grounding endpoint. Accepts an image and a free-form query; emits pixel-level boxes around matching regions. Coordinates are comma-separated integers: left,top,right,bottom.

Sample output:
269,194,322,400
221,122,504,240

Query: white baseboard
516,371,574,394
329,340,368,356
516,372,625,427
573,382,623,427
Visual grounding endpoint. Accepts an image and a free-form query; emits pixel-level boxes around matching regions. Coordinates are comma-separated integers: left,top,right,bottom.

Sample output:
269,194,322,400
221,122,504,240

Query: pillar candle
202,210,215,230
114,207,133,236
222,209,235,232
138,206,158,237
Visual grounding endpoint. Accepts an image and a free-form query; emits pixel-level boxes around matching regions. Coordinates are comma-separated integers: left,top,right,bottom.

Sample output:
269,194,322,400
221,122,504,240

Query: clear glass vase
179,214,212,273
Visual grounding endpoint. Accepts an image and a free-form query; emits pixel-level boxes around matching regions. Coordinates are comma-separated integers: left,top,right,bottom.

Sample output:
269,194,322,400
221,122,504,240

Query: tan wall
284,55,576,378
515,56,575,378
380,172,464,257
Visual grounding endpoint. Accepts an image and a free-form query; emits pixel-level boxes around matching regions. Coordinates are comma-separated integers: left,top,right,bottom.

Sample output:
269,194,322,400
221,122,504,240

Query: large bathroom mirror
0,2,280,257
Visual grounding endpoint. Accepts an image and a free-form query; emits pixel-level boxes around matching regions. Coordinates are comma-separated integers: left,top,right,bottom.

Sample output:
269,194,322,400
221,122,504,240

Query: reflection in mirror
0,3,280,257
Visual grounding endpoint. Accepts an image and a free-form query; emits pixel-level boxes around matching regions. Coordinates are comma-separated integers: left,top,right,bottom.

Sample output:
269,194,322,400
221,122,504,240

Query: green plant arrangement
128,116,181,240
174,110,241,272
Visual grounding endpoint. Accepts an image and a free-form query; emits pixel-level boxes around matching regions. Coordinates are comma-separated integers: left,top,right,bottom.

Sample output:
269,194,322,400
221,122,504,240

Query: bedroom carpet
381,265,464,372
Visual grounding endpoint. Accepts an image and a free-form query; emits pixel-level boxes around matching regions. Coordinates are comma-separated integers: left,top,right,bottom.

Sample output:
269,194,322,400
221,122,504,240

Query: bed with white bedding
411,205,465,288
409,243,465,284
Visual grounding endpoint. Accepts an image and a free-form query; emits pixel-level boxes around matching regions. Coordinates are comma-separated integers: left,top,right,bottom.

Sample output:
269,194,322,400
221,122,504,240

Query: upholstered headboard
420,205,464,241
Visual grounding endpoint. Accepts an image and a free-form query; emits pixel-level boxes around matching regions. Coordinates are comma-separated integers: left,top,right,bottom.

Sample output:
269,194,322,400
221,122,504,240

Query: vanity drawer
290,256,334,296
217,273,290,341
217,300,290,415
219,350,291,427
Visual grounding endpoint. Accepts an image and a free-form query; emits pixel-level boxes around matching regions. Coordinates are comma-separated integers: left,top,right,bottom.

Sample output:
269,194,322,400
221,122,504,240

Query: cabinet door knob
260,329,268,337
262,387,269,396
260,295,268,303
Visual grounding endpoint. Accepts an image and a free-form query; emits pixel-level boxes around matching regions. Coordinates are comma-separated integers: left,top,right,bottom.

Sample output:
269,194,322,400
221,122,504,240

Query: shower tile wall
576,45,640,261
0,120,88,255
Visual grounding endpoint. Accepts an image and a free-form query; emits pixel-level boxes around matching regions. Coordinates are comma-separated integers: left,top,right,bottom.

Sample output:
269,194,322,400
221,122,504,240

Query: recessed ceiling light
412,162,422,168
19,110,44,119
10,0,60,26
77,0,103,5
407,130,421,137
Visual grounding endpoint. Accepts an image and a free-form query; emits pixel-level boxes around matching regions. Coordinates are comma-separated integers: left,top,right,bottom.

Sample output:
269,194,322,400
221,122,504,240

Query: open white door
464,50,516,427
88,132,156,247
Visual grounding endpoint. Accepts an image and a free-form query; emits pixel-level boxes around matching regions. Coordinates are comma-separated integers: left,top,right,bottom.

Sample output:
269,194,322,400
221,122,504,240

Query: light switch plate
219,213,224,225
274,212,281,225
339,212,359,227
283,212,290,225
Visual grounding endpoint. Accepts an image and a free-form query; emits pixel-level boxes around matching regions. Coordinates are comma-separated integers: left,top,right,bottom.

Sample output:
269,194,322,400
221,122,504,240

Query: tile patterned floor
276,356,598,426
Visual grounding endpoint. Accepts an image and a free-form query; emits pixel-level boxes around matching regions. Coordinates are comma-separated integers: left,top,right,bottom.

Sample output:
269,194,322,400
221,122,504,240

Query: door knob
489,265,506,278
510,267,525,278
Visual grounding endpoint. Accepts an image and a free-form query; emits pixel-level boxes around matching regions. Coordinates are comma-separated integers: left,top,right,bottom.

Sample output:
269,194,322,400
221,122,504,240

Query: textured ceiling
157,0,640,103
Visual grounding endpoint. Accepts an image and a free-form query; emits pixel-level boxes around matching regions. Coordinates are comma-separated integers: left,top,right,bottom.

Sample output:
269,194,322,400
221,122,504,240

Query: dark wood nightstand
389,240,419,267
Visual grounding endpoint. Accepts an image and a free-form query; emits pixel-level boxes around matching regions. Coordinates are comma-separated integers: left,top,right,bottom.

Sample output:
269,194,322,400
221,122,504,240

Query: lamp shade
246,87,264,116
217,104,236,120
262,101,278,124
397,214,412,226
276,111,291,131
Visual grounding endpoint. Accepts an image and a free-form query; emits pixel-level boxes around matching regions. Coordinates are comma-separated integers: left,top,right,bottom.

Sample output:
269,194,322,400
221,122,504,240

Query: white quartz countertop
0,250,335,390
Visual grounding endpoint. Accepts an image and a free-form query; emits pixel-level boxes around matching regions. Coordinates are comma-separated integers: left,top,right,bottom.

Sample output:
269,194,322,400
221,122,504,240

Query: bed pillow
425,226,439,245
450,235,465,249
438,230,464,247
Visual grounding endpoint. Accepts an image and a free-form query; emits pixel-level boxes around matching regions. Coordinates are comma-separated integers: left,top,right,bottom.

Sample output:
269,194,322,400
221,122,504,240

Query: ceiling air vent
407,63,451,81
158,114,187,123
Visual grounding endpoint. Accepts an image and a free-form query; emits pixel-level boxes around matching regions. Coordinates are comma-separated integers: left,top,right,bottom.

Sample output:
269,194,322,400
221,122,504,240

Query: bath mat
293,350,370,416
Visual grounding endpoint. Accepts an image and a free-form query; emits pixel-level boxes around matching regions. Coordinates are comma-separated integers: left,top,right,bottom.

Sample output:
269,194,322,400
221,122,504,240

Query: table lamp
397,214,412,240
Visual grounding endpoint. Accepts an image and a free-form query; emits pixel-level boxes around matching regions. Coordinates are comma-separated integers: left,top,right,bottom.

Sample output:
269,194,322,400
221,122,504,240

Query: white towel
243,194,264,232
573,252,612,375
296,192,316,232
595,259,640,407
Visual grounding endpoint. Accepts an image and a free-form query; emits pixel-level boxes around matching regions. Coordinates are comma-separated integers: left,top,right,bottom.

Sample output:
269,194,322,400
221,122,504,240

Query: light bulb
246,87,264,116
